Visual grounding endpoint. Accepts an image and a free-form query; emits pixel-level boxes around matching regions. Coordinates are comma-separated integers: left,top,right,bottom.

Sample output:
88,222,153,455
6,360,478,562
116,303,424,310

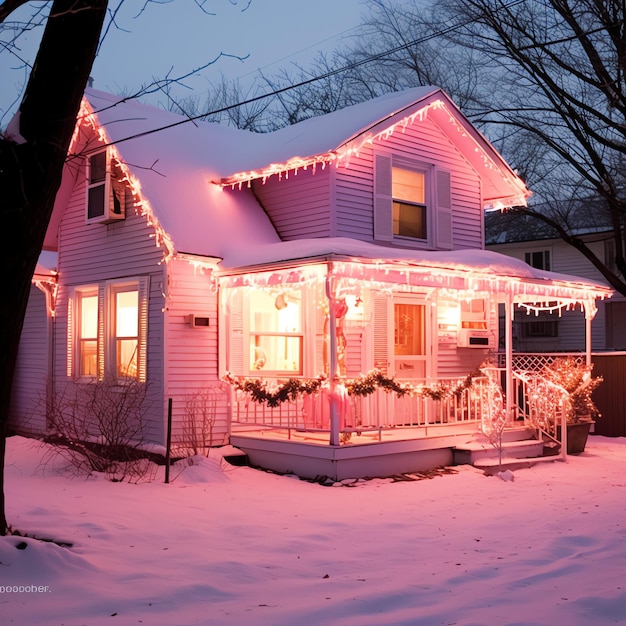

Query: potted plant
541,356,603,454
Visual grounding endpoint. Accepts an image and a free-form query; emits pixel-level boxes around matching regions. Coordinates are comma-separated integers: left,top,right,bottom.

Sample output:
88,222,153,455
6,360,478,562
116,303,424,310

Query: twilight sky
1,0,366,121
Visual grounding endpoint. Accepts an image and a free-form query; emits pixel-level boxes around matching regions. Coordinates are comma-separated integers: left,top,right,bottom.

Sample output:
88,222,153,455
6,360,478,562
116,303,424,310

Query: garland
223,369,479,406
223,372,327,407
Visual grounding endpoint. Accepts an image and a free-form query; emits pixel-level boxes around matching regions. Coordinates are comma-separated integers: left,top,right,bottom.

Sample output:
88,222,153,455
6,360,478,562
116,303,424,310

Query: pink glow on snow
2,435,625,624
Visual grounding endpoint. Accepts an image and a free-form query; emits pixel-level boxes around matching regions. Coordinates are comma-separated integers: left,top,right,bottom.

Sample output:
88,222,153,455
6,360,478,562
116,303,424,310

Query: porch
228,357,577,480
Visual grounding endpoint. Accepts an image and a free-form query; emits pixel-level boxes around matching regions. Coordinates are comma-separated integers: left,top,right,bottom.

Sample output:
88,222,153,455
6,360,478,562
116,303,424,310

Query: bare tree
431,0,626,296
0,0,108,536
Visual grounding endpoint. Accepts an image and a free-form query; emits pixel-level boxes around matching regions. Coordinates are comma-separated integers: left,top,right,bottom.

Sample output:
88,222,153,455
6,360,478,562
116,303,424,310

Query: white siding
164,258,228,448
54,155,166,444
9,286,49,435
335,118,483,250
252,168,332,240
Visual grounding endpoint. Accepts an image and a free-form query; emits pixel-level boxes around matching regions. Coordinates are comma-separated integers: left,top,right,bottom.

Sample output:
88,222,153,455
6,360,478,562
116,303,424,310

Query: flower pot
556,421,593,455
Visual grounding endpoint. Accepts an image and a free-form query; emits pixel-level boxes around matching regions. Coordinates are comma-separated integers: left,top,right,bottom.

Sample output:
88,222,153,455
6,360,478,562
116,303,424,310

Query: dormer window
86,148,126,224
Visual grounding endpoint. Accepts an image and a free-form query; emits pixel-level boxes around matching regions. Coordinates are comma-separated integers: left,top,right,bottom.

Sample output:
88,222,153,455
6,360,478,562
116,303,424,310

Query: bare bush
175,384,225,457
44,377,156,483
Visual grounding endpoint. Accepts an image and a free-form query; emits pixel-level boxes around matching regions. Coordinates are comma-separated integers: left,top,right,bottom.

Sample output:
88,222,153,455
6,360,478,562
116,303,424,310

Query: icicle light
214,99,530,208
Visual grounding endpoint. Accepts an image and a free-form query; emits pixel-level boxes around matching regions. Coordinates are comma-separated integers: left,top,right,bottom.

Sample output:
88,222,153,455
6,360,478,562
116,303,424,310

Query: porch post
505,295,514,422
325,264,340,446
584,300,595,368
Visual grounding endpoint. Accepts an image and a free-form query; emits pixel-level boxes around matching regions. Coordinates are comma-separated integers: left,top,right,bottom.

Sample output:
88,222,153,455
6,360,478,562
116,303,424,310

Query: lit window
70,278,147,382
113,287,139,378
392,167,427,239
248,290,303,374
78,289,98,377
86,148,126,224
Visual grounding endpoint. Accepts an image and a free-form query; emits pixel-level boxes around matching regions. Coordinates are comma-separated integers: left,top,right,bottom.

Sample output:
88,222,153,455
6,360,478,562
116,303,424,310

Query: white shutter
137,277,150,383
373,295,391,374
229,290,245,375
66,290,74,377
435,169,453,250
374,154,393,242
97,284,106,380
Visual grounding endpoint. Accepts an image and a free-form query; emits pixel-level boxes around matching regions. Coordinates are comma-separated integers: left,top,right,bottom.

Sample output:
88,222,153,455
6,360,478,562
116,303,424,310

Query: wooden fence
592,352,626,437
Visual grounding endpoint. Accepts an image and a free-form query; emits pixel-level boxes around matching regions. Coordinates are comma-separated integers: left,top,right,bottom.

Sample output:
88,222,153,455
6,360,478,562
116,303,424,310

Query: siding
488,238,613,351
164,258,228,448
252,167,332,240
54,156,166,444
9,286,49,434
335,117,484,250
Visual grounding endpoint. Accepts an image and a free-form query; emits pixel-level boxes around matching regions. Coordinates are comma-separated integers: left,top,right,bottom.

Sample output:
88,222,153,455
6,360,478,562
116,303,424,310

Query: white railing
231,376,490,440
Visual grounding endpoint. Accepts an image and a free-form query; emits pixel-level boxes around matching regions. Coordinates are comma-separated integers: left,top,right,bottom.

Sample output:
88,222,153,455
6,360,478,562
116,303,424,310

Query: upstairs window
392,167,427,240
86,148,126,224
374,153,452,249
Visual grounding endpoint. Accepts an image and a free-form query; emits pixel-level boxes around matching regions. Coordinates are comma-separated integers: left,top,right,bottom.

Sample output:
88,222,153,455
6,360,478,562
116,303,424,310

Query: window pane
80,340,98,377
80,294,98,338
89,152,106,184
116,290,138,336
392,167,424,204
250,291,301,332
394,303,425,356
393,201,426,239
87,185,105,219
117,339,138,377
250,336,302,373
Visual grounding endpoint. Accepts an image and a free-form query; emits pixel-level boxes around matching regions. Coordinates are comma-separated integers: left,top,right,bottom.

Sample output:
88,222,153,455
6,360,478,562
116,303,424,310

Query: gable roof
47,87,530,263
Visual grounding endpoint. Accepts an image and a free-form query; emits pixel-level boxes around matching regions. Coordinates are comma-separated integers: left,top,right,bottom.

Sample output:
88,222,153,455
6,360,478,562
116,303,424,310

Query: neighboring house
485,208,626,352
8,88,612,478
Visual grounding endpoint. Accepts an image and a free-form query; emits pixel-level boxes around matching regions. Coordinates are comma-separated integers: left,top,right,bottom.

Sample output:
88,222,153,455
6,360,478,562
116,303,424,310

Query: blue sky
1,0,366,120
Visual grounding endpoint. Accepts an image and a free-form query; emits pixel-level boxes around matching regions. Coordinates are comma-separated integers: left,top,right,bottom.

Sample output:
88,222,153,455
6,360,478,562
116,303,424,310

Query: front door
393,298,427,380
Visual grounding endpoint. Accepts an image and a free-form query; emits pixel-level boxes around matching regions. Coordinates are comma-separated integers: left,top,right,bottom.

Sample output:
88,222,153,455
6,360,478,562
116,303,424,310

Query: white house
9,88,612,478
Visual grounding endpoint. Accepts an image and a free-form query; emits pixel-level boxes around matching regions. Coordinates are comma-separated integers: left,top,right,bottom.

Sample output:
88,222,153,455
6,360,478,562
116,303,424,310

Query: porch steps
452,428,545,466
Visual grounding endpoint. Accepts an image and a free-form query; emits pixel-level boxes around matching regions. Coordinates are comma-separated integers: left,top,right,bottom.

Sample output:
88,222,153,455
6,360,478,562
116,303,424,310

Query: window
525,250,551,271
69,278,148,381
77,289,98,377
521,320,558,338
392,167,427,240
374,153,452,249
86,148,126,224
247,290,303,374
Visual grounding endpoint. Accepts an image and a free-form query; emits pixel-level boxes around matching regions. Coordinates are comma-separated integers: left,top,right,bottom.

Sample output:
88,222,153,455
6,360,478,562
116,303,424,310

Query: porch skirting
230,431,473,481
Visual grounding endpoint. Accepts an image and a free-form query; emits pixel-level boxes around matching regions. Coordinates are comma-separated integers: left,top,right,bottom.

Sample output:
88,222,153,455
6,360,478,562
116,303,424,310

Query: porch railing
231,376,491,440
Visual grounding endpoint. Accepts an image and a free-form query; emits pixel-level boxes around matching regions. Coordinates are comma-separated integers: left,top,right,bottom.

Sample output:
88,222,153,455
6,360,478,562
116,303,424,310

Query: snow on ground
1,435,625,625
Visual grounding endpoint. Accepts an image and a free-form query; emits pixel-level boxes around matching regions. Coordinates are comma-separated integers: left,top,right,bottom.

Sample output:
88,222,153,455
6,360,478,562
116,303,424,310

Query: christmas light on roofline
71,100,176,264
213,99,530,208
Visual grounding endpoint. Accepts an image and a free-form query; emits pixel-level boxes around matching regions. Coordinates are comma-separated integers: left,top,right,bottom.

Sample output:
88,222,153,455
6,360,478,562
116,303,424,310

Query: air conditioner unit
186,314,210,328
458,328,490,348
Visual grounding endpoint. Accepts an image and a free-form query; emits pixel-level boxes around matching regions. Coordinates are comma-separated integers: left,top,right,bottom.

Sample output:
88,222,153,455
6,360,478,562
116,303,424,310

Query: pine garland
223,369,479,406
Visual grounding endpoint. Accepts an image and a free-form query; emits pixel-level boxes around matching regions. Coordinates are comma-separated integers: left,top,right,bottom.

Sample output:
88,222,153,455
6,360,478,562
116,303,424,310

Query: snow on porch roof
218,237,613,303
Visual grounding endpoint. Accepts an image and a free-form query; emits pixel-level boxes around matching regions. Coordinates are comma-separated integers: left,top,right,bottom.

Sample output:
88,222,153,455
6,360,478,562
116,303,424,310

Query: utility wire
95,0,528,147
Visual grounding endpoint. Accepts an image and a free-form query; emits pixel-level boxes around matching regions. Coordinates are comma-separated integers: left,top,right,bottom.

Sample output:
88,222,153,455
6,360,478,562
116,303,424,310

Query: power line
95,0,528,148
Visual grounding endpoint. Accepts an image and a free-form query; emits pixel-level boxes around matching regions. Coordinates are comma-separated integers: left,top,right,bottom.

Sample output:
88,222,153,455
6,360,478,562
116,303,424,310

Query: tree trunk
0,0,108,535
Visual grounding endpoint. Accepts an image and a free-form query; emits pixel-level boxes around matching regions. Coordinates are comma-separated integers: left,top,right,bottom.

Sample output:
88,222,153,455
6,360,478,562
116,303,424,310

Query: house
9,87,613,479
485,207,626,352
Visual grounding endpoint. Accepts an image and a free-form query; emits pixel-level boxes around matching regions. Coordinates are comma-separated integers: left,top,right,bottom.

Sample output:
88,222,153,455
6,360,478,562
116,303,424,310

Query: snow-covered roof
218,236,612,298
48,87,530,262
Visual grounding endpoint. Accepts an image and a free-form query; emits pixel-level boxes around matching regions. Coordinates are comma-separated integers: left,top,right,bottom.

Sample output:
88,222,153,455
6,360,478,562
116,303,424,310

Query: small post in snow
165,397,173,483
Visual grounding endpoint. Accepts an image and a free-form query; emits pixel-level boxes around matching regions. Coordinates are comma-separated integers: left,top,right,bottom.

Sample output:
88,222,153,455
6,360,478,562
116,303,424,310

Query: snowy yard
1,434,625,625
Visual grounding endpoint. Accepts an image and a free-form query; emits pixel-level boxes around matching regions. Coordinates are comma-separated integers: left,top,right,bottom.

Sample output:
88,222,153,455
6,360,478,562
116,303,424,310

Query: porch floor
229,421,527,481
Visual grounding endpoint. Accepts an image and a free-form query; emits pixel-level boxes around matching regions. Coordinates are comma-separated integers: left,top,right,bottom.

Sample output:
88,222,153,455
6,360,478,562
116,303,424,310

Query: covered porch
219,241,612,479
